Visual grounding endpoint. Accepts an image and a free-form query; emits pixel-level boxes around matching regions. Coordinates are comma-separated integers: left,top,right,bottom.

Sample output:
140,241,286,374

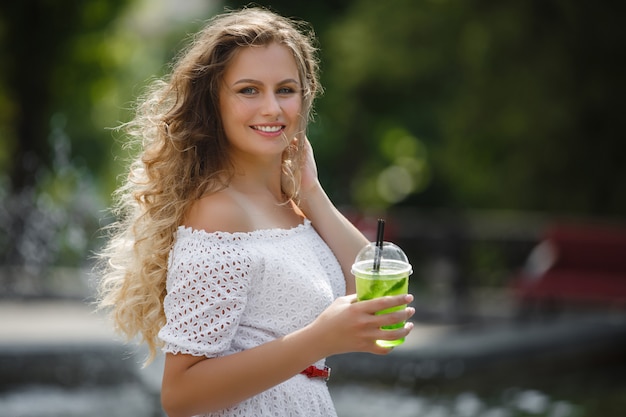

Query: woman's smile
251,124,286,136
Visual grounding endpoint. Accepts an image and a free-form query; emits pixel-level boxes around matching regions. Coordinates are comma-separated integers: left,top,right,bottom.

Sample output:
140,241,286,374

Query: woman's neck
228,158,285,203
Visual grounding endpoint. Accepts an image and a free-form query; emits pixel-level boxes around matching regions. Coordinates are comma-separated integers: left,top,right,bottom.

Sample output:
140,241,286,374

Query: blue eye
239,87,257,95
277,86,296,95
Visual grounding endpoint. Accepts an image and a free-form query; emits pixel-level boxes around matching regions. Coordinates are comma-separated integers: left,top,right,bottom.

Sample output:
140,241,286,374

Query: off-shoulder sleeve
158,231,258,357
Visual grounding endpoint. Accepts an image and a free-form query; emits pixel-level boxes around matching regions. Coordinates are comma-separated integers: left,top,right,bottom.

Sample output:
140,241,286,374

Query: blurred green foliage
228,0,626,215
0,0,129,276
0,0,624,272
1,0,128,191
0,0,214,275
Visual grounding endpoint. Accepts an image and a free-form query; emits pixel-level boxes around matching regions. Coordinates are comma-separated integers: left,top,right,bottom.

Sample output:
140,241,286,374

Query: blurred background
1,0,625,416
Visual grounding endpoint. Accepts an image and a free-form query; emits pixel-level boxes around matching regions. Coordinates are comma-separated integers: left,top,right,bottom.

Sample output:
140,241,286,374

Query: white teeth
254,125,282,133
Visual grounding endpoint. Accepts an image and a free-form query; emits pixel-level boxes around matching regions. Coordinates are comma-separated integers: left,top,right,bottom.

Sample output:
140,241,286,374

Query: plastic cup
352,241,413,347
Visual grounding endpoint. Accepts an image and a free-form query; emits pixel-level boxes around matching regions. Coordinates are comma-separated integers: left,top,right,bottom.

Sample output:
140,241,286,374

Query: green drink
352,243,413,347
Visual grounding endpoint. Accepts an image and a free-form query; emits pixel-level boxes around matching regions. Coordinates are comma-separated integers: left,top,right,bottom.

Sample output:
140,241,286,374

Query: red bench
512,223,626,313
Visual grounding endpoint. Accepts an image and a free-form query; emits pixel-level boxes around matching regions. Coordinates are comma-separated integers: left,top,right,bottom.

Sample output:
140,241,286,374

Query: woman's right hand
161,293,414,416
309,294,415,356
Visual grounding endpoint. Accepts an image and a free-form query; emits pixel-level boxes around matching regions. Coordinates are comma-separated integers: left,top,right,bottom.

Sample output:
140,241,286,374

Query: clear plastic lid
352,241,412,275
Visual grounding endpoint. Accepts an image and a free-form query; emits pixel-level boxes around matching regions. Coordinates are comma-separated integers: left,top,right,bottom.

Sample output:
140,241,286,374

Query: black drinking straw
373,219,385,272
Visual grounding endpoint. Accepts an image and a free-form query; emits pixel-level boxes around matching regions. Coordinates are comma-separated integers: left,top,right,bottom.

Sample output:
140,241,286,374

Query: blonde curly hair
96,7,321,363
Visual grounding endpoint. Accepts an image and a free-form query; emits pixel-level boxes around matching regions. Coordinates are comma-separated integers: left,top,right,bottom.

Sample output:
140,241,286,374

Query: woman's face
219,42,302,162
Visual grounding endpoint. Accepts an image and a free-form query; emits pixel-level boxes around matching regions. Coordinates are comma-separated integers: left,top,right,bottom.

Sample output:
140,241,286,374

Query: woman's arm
296,138,369,294
161,293,414,417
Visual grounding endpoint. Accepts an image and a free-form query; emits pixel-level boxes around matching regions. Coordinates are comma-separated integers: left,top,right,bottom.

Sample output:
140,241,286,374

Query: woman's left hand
298,136,321,197
282,136,321,201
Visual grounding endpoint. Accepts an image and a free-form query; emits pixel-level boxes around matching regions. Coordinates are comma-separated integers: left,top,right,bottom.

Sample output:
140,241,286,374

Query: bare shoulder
183,190,251,233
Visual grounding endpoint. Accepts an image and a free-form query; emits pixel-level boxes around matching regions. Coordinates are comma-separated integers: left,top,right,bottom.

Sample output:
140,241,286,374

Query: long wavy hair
96,7,321,363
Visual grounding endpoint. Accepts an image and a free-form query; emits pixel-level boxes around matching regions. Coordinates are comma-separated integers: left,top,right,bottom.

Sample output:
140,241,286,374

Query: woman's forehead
223,43,300,84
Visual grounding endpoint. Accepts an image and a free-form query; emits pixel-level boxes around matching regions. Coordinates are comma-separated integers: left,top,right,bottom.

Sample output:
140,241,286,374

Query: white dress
158,219,345,417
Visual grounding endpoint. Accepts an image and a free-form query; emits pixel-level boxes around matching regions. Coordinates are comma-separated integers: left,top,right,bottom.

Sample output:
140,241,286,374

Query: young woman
98,7,414,417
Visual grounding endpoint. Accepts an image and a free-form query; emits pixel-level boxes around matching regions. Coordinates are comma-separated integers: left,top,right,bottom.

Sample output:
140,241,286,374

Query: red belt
300,365,331,381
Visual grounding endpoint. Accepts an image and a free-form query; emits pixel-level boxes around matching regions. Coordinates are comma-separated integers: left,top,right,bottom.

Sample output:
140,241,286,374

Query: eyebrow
232,78,301,86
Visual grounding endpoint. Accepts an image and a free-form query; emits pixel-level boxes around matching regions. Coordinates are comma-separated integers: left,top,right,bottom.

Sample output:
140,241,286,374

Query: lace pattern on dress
158,220,345,359
157,220,344,416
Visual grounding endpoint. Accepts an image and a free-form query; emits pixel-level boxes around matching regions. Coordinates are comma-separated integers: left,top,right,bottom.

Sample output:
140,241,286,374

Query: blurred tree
0,0,130,293
0,0,220,294
0,0,129,192
434,1,626,215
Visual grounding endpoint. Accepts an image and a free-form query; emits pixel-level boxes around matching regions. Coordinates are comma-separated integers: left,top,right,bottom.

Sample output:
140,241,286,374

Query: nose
261,93,282,117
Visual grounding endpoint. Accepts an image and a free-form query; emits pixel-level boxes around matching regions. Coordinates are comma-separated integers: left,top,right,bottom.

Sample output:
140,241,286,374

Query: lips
251,125,284,133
